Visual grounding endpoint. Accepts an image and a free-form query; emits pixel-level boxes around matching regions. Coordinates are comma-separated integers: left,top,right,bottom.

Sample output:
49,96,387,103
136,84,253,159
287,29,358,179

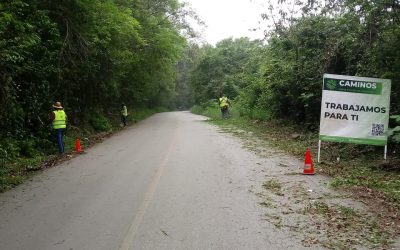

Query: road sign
318,74,391,161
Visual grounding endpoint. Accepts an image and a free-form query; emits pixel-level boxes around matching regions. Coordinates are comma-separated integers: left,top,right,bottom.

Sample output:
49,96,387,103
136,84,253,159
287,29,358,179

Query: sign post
318,74,391,162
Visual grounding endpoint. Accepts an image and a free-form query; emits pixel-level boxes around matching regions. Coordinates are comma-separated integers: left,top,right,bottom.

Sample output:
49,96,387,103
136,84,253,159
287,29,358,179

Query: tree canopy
188,0,400,131
2,0,400,141
0,0,188,138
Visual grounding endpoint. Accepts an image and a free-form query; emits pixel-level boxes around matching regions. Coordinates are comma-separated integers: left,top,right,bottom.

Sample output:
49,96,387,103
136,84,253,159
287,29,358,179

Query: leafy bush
191,100,220,119
0,139,21,163
250,107,272,121
190,105,204,115
191,100,242,120
18,139,37,158
130,107,166,121
89,112,112,132
388,115,400,143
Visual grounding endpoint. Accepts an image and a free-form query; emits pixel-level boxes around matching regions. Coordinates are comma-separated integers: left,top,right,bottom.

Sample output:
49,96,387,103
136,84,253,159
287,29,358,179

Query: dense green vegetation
188,0,400,203
1,0,400,192
0,0,192,157
0,0,197,190
0,106,164,192
189,0,400,133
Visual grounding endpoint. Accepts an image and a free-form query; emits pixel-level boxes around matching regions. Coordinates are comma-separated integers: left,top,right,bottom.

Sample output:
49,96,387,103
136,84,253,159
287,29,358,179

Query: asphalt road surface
0,112,310,250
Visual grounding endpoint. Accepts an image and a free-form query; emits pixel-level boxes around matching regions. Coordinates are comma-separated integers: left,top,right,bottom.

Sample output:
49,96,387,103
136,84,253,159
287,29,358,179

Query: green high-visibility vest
121,106,128,116
219,97,228,108
52,110,67,129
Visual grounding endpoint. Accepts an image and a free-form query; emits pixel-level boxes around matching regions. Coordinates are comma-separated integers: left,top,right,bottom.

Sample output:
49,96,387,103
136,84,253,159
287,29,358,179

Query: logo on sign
324,78,382,95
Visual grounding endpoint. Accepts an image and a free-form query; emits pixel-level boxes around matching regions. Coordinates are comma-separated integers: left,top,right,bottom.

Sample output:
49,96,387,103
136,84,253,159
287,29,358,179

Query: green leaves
189,0,400,134
0,0,60,136
190,38,264,103
0,0,189,139
388,115,400,142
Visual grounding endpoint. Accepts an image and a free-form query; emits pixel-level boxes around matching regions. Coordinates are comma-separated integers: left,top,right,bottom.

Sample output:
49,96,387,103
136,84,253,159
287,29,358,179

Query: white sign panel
319,74,391,146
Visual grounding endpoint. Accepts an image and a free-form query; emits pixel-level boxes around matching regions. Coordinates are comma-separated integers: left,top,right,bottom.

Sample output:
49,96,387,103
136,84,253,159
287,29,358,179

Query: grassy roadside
191,104,400,204
0,107,166,193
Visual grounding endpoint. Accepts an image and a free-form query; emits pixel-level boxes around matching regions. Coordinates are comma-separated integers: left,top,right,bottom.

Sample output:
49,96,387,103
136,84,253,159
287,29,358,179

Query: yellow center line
119,127,178,250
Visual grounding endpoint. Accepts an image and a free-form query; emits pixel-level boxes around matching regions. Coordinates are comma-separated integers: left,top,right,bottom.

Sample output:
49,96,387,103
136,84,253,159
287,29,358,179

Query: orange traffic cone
75,138,84,153
303,149,315,175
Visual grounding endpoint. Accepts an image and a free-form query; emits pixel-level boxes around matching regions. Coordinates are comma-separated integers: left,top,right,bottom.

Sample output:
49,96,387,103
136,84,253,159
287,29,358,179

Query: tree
190,38,264,103
0,0,189,140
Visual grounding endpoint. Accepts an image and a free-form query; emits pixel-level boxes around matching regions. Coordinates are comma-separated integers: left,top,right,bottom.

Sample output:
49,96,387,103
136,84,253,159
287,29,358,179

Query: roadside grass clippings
262,179,284,196
319,74,391,161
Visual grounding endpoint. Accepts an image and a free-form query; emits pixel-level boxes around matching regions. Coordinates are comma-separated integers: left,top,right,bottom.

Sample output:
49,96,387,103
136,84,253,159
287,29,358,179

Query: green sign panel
319,74,391,146
324,78,383,95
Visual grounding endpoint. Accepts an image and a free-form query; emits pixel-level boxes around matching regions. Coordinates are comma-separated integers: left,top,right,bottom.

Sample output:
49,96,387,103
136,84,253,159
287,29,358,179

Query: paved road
0,112,305,250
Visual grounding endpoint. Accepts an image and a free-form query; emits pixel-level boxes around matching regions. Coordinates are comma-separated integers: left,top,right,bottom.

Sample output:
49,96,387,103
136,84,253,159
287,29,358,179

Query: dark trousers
221,106,229,118
122,115,127,127
55,128,65,154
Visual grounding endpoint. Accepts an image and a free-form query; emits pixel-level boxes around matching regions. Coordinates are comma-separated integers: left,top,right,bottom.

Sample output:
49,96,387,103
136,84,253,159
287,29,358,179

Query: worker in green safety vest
51,101,67,154
219,95,231,119
121,103,128,127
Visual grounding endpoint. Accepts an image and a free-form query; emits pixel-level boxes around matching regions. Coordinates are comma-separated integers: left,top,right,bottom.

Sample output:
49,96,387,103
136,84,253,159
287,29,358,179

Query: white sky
183,0,267,45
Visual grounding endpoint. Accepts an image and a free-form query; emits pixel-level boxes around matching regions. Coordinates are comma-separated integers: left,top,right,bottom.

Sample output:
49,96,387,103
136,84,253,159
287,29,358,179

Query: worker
219,95,231,119
121,103,128,127
51,101,67,154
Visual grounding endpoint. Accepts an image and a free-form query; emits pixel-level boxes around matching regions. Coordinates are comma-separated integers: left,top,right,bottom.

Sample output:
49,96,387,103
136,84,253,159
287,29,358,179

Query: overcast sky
183,0,267,45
